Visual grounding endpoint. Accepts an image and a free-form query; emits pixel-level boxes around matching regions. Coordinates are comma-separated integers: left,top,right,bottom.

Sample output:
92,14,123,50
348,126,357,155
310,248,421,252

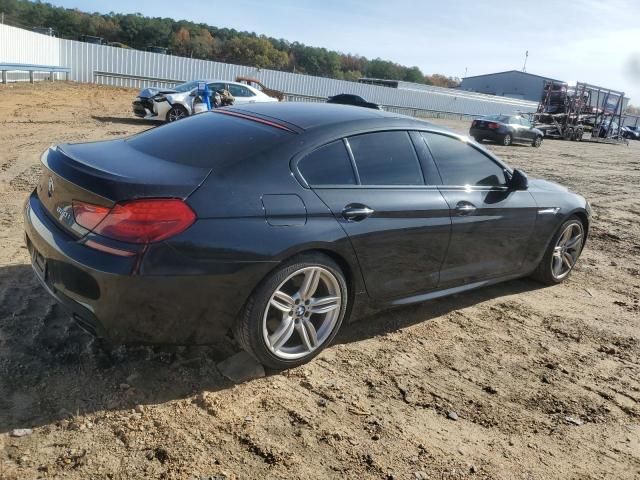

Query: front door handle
342,204,374,222
455,201,477,215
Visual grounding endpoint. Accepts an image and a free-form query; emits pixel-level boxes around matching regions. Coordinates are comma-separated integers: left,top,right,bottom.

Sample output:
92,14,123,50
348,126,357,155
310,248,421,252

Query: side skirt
386,272,527,307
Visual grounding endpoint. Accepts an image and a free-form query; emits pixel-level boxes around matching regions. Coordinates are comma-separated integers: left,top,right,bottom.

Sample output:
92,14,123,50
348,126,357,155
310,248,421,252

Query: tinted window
298,141,356,186
127,112,290,167
422,133,506,187
348,131,423,185
484,115,510,123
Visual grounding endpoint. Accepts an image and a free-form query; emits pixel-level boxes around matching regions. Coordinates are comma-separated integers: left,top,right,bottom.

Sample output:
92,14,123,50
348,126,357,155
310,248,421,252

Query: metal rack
532,81,628,144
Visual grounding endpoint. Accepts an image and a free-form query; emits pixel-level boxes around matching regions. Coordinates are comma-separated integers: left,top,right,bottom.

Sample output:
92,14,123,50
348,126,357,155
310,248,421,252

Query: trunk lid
472,120,491,130
37,140,211,237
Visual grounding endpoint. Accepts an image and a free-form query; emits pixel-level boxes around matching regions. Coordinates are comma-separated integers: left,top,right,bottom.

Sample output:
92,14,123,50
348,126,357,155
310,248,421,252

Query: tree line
0,0,461,88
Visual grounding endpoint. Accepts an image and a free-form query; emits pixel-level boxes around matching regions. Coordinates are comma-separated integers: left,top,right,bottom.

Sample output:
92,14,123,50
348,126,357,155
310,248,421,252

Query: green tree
190,27,215,59
404,66,425,83
366,58,403,80
223,37,288,69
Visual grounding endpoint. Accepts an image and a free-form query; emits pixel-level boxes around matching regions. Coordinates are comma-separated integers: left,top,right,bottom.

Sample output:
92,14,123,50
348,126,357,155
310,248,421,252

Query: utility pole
1,12,4,24
522,50,528,72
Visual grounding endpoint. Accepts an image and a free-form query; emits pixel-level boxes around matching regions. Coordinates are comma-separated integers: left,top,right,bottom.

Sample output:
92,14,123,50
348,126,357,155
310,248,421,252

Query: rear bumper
469,127,502,141
23,191,265,344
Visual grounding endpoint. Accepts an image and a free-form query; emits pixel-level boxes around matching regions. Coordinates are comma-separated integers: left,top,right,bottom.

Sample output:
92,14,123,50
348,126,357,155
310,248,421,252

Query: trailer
532,81,628,144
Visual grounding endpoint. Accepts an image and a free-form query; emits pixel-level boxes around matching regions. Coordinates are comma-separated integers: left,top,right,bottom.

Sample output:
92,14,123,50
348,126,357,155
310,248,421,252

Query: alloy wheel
551,222,583,280
262,266,342,360
503,134,512,146
168,107,186,122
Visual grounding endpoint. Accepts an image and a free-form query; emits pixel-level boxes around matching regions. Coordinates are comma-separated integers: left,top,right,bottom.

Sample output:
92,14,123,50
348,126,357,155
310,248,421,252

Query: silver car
132,79,278,122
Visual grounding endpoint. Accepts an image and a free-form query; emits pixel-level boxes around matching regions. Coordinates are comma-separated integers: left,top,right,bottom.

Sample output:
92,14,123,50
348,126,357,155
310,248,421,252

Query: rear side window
126,112,290,167
298,141,356,186
348,131,423,185
422,133,506,187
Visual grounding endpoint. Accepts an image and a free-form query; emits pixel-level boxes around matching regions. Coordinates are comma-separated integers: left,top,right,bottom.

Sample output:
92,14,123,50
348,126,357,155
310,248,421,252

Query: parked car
621,125,640,140
25,103,590,369
596,120,621,138
132,79,277,122
327,93,382,110
470,115,544,147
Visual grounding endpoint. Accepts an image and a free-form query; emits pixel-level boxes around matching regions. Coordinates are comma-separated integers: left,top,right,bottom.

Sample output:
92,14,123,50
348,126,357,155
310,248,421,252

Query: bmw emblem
47,176,54,198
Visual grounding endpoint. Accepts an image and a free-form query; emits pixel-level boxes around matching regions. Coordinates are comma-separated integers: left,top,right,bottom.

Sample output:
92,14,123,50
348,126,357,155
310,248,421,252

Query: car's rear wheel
166,105,188,122
235,253,348,370
531,217,584,285
502,133,512,146
474,136,483,143
532,135,543,147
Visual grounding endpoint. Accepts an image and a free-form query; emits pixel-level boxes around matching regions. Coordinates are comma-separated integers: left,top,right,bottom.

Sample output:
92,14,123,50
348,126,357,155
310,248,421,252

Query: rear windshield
126,112,291,167
483,115,510,123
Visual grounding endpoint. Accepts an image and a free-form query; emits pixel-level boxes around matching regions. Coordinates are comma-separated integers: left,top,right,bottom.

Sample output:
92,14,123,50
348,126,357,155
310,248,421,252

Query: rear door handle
342,204,374,222
455,201,477,215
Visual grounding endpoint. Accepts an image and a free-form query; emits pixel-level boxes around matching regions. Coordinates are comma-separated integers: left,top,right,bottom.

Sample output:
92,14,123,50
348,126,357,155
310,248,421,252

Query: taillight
73,199,196,244
488,122,499,129
73,201,111,231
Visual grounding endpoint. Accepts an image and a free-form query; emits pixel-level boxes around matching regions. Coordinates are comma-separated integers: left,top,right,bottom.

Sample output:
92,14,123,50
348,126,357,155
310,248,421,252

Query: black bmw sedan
470,114,544,147
24,103,590,369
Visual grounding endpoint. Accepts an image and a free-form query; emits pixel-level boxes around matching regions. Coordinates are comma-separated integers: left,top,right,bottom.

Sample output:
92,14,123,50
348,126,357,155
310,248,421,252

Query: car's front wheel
532,135,543,147
166,105,188,122
502,133,513,146
531,217,585,285
236,253,348,370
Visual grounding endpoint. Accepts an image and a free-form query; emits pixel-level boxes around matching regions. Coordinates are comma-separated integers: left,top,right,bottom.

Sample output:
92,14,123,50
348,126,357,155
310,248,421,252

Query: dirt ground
0,82,638,480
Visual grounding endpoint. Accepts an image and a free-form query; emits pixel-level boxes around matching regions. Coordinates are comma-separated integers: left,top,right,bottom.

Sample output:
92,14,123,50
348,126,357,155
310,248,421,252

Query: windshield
172,81,199,93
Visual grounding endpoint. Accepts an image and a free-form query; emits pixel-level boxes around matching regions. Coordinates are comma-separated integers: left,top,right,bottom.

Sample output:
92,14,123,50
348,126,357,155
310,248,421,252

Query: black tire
235,253,348,370
530,216,584,285
474,136,483,143
502,133,512,146
532,135,543,148
166,104,188,123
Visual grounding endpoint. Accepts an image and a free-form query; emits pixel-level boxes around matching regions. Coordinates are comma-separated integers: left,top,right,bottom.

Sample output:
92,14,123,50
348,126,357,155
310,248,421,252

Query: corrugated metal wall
1,23,538,116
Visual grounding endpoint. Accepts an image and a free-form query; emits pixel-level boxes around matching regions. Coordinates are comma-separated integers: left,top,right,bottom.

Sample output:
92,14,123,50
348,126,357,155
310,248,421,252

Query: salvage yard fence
1,23,539,117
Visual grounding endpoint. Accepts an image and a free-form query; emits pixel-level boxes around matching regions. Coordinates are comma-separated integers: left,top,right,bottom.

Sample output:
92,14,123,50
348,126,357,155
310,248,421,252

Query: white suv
132,79,279,122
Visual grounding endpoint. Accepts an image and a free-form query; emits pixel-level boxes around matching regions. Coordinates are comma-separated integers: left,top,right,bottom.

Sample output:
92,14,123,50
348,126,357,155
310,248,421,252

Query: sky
48,0,640,103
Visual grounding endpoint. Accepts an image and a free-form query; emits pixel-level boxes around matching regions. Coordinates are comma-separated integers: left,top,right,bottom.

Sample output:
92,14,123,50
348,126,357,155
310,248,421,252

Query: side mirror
509,168,528,190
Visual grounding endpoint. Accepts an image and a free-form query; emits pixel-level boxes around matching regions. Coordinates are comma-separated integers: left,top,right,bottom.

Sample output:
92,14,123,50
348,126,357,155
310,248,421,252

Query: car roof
226,102,437,132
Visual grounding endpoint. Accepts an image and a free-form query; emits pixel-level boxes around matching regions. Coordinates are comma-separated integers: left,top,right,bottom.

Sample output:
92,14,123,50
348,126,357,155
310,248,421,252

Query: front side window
298,141,356,186
348,131,423,185
228,85,255,97
422,133,506,187
208,82,226,92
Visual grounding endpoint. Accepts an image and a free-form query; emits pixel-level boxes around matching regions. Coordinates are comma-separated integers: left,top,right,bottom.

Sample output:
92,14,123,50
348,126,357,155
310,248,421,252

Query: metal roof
462,70,564,83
